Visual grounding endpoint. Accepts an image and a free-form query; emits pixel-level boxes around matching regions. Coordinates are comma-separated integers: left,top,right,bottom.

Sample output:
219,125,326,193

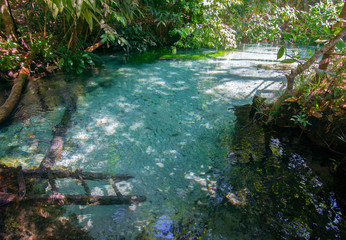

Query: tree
318,0,346,72
45,0,138,53
0,0,16,37
280,0,346,95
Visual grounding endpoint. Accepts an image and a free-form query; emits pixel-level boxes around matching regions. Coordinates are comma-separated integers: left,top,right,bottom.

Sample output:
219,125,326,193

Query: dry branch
85,40,105,52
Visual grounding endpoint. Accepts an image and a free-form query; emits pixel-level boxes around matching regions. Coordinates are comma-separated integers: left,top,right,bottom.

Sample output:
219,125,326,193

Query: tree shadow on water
210,104,345,239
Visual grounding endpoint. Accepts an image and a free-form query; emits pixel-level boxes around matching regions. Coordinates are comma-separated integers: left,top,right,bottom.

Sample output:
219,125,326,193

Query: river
0,44,343,239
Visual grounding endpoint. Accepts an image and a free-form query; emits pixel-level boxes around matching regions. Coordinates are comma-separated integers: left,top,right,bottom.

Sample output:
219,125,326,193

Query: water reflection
152,216,174,239
219,104,344,239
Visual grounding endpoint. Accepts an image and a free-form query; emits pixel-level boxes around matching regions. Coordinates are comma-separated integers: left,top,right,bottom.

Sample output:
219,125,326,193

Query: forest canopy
1,0,344,76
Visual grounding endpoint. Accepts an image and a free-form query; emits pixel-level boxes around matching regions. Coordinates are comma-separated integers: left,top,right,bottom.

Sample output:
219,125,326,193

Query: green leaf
281,59,296,63
109,34,116,42
58,58,65,68
314,67,325,76
277,46,285,59
335,40,345,51
68,59,73,67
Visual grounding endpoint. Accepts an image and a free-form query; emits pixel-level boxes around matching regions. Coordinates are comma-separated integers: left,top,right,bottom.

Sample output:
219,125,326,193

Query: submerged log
47,168,58,192
110,178,123,199
38,91,77,171
17,166,26,200
0,168,134,182
0,67,28,123
0,192,17,206
77,173,91,195
24,193,146,205
0,192,145,206
0,167,143,206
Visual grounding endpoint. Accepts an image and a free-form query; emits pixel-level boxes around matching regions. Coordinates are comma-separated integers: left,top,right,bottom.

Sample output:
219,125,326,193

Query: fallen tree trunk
0,168,134,182
0,192,146,206
0,167,142,206
38,90,77,171
24,193,146,205
0,67,28,123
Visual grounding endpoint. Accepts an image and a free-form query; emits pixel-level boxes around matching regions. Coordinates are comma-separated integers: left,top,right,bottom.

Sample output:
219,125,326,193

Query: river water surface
0,44,343,239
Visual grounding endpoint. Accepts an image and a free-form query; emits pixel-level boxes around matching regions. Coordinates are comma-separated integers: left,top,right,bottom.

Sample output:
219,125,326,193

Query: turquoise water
0,44,343,239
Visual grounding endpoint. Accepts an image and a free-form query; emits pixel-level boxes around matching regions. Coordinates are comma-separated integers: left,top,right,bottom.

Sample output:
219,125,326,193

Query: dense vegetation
1,0,344,75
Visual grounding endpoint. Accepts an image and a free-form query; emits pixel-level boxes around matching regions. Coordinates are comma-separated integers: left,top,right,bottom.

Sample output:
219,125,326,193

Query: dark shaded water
0,44,345,239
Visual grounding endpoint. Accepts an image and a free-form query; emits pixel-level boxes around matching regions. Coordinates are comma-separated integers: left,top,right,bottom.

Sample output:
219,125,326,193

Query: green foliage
290,112,312,127
335,38,346,55
108,25,157,53
0,38,23,72
232,0,345,45
277,46,285,59
45,0,139,52
170,0,237,49
0,30,56,74
283,58,345,130
57,50,99,74
161,49,232,60
30,34,55,63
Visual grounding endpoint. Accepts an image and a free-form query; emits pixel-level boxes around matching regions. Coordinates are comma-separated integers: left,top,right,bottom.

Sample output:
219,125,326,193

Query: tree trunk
0,67,28,123
0,0,16,37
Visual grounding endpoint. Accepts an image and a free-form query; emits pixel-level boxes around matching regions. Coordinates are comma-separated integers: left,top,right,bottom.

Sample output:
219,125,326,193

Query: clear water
0,44,343,239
